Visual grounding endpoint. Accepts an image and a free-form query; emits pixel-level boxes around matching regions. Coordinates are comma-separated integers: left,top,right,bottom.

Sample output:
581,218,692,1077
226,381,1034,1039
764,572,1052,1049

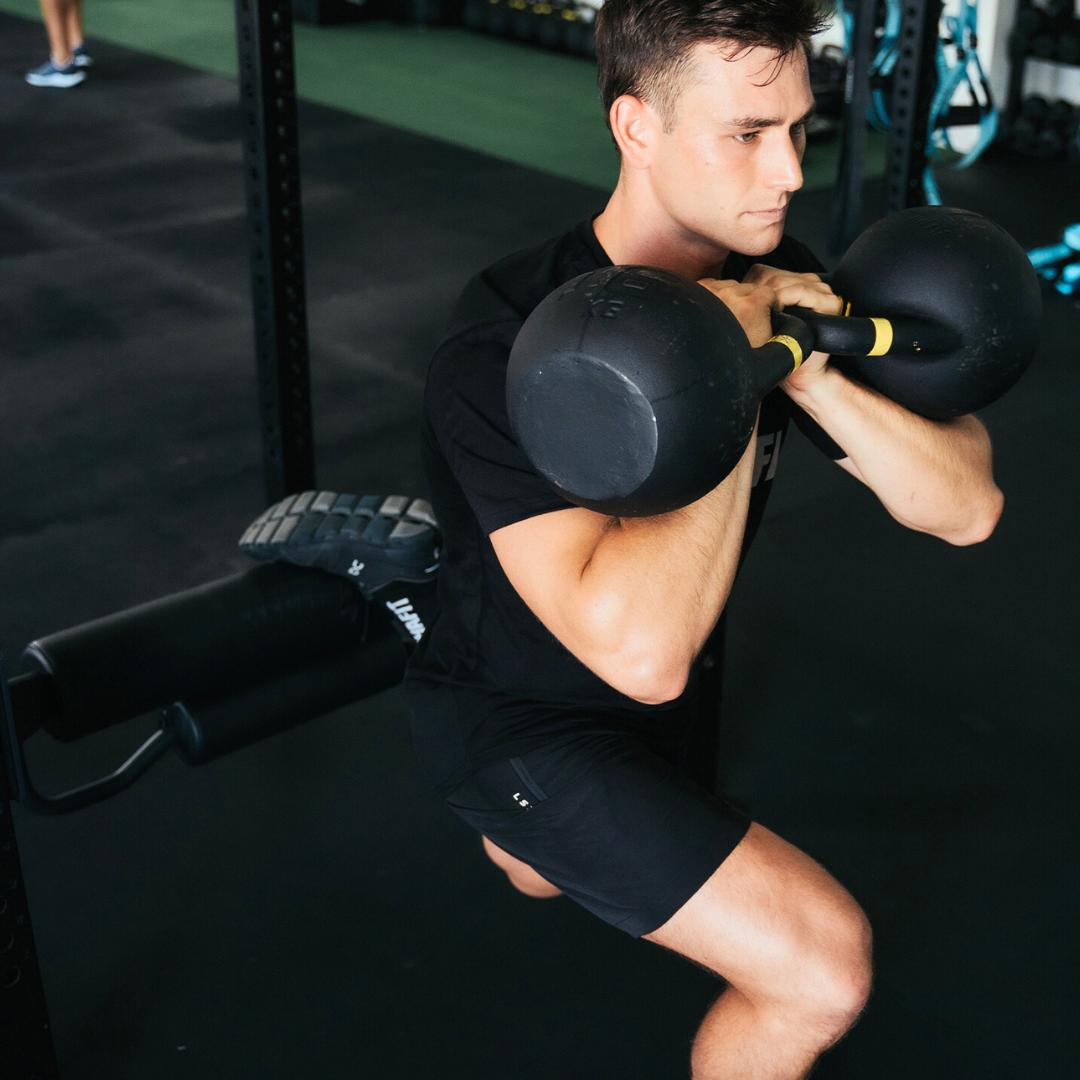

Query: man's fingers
710,285,779,314
741,266,841,316
775,282,844,316
697,277,748,296
744,265,823,287
695,278,777,348
753,285,779,311
698,279,778,317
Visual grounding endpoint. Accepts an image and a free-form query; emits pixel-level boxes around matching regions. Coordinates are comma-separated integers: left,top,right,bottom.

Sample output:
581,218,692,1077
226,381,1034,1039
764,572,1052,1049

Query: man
25,0,90,88
405,1,1003,1076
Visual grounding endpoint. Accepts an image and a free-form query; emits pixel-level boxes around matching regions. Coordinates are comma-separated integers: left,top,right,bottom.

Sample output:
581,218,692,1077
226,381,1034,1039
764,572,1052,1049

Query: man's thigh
646,823,873,1011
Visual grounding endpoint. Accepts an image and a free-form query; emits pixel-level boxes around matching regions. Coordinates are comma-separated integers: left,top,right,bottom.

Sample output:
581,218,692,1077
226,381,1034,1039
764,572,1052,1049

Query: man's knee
755,875,873,1040
646,823,873,1036
801,905,873,1038
481,836,563,899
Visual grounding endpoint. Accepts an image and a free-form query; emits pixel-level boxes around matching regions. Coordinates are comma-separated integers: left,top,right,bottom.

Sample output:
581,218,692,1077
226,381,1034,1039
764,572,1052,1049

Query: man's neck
592,174,731,281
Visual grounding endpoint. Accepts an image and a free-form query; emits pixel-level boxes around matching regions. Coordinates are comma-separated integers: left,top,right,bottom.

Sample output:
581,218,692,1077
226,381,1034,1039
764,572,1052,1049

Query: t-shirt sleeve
426,329,576,535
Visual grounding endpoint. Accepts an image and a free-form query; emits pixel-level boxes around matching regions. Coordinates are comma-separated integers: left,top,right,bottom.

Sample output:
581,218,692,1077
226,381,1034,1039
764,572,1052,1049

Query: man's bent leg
482,836,563,899
646,823,872,1080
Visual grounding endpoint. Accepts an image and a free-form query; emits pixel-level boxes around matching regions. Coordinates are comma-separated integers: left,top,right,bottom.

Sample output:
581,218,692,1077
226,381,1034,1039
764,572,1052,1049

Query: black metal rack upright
0,663,58,1079
236,0,317,503
884,0,946,214
829,0,947,250
829,0,880,252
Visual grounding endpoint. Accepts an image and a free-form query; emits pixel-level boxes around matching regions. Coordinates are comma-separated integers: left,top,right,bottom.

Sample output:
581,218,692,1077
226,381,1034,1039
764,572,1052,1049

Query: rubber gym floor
1,8,1078,1080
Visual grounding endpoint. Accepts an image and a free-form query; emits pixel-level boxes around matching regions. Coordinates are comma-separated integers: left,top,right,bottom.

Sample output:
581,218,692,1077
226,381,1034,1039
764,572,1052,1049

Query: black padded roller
22,563,366,743
165,607,406,766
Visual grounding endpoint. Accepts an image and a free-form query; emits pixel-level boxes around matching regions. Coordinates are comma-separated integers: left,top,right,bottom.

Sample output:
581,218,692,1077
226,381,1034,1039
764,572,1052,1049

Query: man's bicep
490,506,612,640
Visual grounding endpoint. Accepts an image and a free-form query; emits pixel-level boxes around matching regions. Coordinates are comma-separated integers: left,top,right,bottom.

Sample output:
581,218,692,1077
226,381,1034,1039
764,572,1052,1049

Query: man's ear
609,94,661,170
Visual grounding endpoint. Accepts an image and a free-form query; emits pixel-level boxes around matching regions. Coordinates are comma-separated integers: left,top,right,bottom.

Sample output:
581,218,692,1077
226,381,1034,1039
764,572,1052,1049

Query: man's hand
742,264,841,390
696,278,777,348
742,264,841,316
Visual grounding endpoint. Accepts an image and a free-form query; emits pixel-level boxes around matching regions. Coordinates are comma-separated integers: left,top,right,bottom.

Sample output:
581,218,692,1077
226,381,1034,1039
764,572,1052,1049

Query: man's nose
766,133,803,192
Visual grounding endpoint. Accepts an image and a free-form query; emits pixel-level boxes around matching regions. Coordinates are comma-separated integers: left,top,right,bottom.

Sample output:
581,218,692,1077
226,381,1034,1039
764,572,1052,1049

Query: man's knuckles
745,264,820,285
775,282,843,316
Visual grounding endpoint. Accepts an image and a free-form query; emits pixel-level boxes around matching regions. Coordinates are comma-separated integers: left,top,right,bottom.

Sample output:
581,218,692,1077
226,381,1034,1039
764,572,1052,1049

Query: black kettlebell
506,207,1040,517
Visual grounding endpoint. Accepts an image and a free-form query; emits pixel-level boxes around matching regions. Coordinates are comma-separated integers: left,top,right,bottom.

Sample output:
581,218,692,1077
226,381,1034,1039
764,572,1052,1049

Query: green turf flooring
1,0,877,191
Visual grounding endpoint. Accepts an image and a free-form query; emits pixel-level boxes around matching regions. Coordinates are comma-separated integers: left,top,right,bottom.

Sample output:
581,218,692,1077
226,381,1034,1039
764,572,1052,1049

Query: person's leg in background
65,0,92,66
40,0,79,66
26,0,86,87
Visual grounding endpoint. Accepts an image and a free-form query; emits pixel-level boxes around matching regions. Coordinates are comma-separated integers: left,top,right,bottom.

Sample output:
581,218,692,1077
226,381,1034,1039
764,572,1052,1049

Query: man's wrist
781,361,853,421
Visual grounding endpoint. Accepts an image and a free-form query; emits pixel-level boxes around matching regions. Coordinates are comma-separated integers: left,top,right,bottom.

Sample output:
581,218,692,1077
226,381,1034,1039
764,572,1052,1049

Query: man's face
646,42,814,259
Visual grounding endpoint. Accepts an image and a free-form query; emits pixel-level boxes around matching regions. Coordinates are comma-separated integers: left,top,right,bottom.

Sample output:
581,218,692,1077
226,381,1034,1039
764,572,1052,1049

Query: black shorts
406,680,751,938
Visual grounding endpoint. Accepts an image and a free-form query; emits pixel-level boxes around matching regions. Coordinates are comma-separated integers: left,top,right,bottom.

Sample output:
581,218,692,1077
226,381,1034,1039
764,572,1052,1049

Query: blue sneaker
72,44,92,67
25,58,85,87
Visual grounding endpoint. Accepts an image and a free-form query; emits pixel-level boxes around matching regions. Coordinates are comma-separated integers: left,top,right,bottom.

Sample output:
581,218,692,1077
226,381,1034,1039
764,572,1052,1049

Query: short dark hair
596,0,829,131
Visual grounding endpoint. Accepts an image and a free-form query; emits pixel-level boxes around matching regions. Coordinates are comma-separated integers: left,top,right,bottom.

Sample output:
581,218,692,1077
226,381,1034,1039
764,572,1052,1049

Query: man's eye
735,131,759,144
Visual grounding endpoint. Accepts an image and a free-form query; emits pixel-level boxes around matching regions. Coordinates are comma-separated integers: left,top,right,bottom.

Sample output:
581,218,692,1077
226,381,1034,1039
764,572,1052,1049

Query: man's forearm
577,435,756,701
493,428,757,705
784,367,1003,545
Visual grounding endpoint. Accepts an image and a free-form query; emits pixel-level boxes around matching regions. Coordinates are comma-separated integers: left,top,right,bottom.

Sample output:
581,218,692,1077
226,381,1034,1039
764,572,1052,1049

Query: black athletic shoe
239,491,440,600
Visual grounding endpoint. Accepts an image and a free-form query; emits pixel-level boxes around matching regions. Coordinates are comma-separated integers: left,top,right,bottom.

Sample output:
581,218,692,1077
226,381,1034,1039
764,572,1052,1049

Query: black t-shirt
406,219,843,721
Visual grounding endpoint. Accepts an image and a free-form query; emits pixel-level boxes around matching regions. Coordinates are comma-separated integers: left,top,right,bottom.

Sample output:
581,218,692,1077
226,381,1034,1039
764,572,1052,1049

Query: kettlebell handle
751,307,961,393
782,306,961,361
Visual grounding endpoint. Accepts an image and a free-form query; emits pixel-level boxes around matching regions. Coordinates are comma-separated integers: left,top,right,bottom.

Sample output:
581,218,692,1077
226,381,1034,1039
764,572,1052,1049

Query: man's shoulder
438,220,607,349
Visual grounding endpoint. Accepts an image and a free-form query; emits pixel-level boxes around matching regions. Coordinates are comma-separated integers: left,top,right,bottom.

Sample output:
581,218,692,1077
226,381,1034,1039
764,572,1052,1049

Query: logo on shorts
512,792,532,809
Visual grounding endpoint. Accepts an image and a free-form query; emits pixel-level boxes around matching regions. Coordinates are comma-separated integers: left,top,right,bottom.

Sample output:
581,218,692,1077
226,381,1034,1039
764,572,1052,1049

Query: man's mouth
747,207,787,222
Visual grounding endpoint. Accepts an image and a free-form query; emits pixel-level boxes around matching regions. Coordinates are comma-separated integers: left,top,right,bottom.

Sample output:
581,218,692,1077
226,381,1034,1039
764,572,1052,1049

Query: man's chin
738,217,787,256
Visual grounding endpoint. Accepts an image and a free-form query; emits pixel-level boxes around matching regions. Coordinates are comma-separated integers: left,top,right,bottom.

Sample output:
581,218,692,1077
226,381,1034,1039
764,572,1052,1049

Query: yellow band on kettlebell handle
768,334,804,370
868,318,893,356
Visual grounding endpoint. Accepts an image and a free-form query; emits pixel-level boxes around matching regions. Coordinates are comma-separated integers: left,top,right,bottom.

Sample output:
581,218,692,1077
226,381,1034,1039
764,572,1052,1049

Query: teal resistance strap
1028,222,1080,296
835,0,898,132
837,0,998,203
925,1,998,202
